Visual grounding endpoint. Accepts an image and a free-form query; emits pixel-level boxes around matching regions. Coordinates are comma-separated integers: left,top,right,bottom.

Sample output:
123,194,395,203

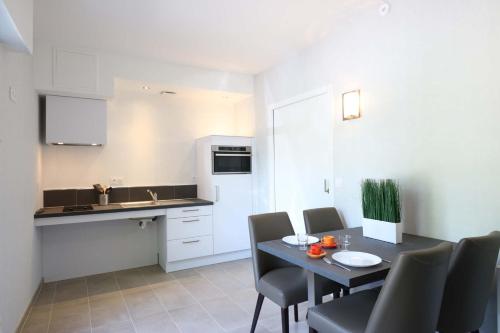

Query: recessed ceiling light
160,90,176,95
91,143,98,146
56,142,64,145
142,86,151,90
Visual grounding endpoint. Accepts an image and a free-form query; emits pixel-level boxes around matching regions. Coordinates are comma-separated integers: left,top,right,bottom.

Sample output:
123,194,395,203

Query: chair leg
293,304,298,322
333,291,340,298
281,307,289,333
342,287,350,296
250,294,264,333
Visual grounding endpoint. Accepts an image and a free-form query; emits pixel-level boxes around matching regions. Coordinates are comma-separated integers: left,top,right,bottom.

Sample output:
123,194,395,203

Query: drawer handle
182,240,200,244
182,209,199,212
182,219,199,223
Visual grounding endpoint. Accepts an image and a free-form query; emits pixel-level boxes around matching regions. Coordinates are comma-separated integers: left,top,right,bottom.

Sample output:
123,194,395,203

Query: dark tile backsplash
76,189,98,205
174,185,197,199
129,186,152,202
109,187,130,204
151,186,175,200
43,185,198,207
44,190,77,207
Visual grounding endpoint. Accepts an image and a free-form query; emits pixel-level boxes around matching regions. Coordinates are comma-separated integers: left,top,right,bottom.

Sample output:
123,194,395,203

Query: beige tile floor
20,259,311,333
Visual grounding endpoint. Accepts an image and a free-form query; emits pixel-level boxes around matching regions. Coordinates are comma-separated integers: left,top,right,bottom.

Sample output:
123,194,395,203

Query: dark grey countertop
34,198,213,219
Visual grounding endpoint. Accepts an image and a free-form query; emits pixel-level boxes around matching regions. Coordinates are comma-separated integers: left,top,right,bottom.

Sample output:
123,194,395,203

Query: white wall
42,219,158,282
0,44,41,333
42,81,254,189
234,96,255,136
254,0,500,243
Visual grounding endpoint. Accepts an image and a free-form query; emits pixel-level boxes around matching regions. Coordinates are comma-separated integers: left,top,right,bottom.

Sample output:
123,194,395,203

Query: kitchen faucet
147,189,158,204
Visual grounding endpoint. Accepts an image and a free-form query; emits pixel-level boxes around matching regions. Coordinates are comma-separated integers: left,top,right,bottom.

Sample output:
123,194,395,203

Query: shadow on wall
401,175,434,237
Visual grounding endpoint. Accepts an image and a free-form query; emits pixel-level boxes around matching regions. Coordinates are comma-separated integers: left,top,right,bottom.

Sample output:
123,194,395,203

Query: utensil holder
99,194,109,206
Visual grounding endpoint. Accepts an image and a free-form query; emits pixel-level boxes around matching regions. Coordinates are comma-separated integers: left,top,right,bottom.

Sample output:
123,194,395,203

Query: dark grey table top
257,227,451,288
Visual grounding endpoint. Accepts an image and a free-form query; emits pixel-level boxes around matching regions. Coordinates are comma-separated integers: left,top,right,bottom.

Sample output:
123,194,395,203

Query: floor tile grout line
142,269,183,333
45,282,56,333
84,277,93,333
172,271,233,332
113,271,139,333
195,266,256,319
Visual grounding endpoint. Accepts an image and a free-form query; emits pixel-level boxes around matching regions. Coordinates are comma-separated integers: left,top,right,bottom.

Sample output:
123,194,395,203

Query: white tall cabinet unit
196,136,254,255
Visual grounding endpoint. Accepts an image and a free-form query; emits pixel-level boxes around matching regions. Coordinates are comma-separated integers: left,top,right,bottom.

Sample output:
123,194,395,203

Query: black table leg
307,271,321,333
307,271,322,308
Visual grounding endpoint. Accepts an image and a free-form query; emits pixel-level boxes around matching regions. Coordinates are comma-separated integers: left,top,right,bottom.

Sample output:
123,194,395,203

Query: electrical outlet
9,86,16,103
110,177,124,186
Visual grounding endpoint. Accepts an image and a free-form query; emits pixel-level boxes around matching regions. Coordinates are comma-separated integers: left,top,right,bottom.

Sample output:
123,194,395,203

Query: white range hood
45,95,107,146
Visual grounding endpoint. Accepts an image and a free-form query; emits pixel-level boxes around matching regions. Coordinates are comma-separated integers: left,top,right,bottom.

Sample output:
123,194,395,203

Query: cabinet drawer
167,236,213,262
167,215,212,240
167,205,212,219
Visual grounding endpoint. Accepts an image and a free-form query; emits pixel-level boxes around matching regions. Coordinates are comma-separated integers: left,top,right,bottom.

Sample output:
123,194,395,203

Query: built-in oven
212,145,252,174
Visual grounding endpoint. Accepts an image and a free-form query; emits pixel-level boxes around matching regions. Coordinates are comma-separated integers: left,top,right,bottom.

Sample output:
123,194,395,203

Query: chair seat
308,289,380,333
258,267,342,309
257,267,308,308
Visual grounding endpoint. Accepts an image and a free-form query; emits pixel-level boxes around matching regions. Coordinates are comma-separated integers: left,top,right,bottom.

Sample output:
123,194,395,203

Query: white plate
332,251,382,267
282,235,320,246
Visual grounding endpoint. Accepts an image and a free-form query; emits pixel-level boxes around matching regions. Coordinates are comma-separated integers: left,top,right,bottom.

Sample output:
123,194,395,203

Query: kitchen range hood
44,95,107,146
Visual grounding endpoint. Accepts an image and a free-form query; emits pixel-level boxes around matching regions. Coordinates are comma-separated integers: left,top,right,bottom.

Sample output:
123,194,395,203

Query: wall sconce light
342,90,361,120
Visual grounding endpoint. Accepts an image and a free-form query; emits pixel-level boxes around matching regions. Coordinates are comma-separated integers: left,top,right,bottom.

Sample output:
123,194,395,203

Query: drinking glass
342,234,352,251
296,233,308,251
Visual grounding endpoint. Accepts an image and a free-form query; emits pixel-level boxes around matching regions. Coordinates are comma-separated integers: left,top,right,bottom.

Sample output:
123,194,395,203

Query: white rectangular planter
362,218,403,244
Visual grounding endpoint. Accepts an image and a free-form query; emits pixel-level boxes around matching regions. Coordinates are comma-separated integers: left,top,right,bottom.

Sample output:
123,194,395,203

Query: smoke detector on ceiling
379,2,390,16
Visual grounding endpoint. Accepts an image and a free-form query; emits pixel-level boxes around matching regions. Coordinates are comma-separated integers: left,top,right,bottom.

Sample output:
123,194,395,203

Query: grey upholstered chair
303,207,344,234
307,242,453,333
437,231,500,333
303,207,347,297
248,212,340,333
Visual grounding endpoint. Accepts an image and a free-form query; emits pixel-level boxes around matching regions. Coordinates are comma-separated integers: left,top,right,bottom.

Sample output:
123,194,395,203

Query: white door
213,174,253,254
273,92,334,233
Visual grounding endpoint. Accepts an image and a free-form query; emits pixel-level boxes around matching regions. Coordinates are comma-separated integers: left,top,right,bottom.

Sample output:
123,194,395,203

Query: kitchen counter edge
34,199,214,219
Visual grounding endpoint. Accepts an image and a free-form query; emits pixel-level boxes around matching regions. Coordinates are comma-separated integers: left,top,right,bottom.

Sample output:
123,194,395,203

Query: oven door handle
214,153,251,157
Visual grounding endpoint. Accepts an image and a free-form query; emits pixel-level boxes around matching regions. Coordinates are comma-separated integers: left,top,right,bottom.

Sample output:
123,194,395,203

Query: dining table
257,227,451,308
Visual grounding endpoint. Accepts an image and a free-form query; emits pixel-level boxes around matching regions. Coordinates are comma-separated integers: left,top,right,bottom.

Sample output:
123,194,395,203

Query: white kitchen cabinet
166,205,212,219
34,44,114,99
196,135,254,255
167,235,213,262
212,175,253,253
159,205,218,271
166,215,212,241
45,95,107,145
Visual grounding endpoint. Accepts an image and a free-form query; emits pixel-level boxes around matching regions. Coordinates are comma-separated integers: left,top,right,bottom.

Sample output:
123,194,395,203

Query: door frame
267,85,335,212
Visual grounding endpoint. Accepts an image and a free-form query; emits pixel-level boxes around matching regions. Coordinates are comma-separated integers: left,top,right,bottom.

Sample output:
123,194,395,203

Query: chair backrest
248,212,295,286
437,231,500,333
366,242,453,333
303,207,344,234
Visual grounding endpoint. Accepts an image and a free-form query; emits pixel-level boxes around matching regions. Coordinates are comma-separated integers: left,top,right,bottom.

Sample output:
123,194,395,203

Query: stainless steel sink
120,199,194,208
120,201,158,208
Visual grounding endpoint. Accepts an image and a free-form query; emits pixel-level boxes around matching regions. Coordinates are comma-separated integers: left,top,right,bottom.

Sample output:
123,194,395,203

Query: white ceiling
34,0,372,74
